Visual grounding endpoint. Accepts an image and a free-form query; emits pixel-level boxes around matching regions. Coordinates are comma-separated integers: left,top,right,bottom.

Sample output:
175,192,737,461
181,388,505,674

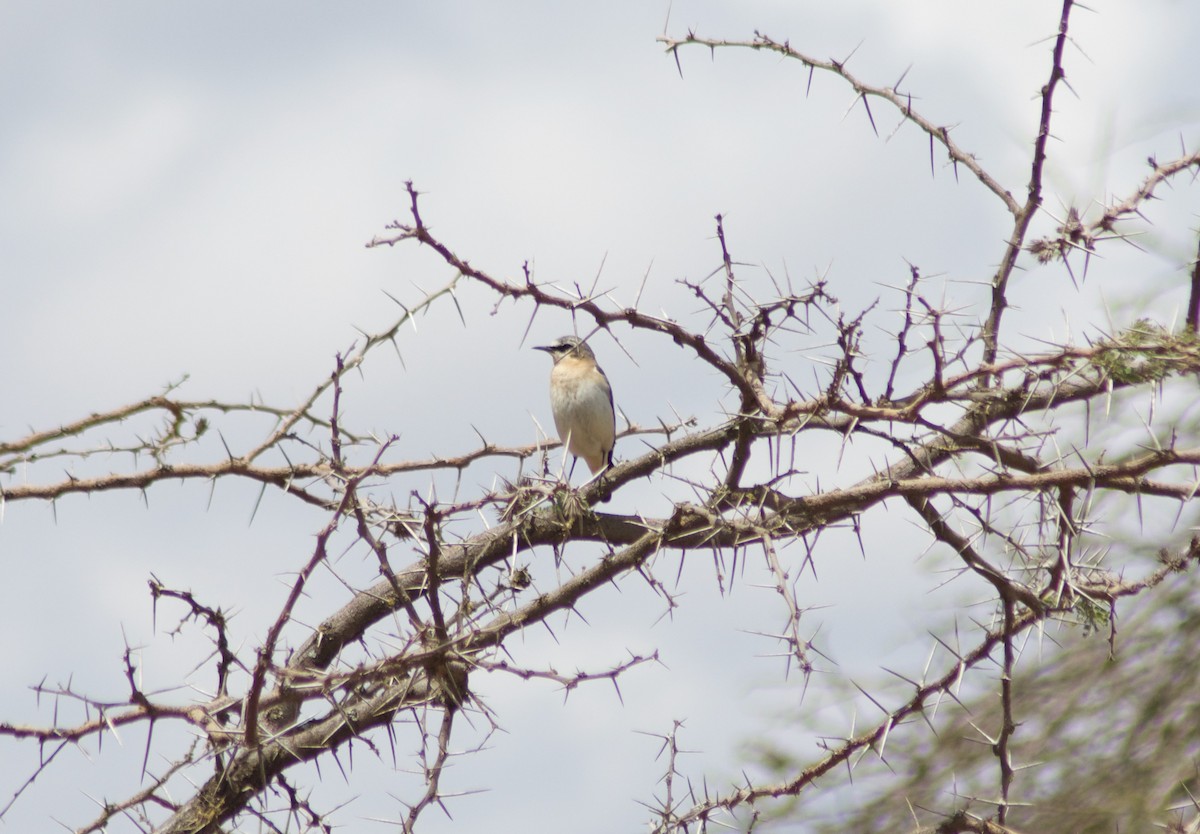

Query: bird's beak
533,345,553,353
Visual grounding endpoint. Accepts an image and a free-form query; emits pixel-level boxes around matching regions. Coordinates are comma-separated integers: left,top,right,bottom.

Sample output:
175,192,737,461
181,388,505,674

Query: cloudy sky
2,1,1199,832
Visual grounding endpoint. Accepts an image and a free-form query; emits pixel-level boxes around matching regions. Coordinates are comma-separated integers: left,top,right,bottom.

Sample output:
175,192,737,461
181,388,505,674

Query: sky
2,1,1199,832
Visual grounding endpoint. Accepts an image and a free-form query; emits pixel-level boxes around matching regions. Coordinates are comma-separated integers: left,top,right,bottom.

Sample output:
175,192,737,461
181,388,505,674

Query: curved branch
656,32,1021,216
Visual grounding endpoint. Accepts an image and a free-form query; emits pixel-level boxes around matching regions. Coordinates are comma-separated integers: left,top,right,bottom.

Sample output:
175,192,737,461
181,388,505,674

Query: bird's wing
596,366,616,466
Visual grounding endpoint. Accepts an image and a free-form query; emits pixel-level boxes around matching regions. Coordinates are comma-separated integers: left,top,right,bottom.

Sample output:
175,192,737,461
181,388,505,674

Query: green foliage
1091,320,1200,384
1075,595,1111,639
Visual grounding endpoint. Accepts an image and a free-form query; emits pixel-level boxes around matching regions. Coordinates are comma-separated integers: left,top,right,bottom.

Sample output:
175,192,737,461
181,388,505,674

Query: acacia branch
651,538,1200,831
656,32,1021,216
980,0,1075,369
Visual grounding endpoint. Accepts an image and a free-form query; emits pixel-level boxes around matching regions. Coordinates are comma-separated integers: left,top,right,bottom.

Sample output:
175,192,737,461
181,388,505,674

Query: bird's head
534,335,595,364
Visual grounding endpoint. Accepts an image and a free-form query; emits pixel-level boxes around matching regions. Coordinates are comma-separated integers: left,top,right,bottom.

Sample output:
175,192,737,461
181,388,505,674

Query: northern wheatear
534,335,616,476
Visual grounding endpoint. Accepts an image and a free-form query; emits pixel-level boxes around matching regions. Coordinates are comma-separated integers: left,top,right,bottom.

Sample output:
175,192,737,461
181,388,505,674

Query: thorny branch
647,539,1200,833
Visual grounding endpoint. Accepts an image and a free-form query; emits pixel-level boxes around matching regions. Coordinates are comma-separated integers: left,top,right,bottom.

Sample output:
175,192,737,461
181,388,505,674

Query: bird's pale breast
550,356,615,470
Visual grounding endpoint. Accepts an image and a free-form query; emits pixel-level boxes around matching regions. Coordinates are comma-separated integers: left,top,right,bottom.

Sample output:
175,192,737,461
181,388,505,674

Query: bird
534,335,616,476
